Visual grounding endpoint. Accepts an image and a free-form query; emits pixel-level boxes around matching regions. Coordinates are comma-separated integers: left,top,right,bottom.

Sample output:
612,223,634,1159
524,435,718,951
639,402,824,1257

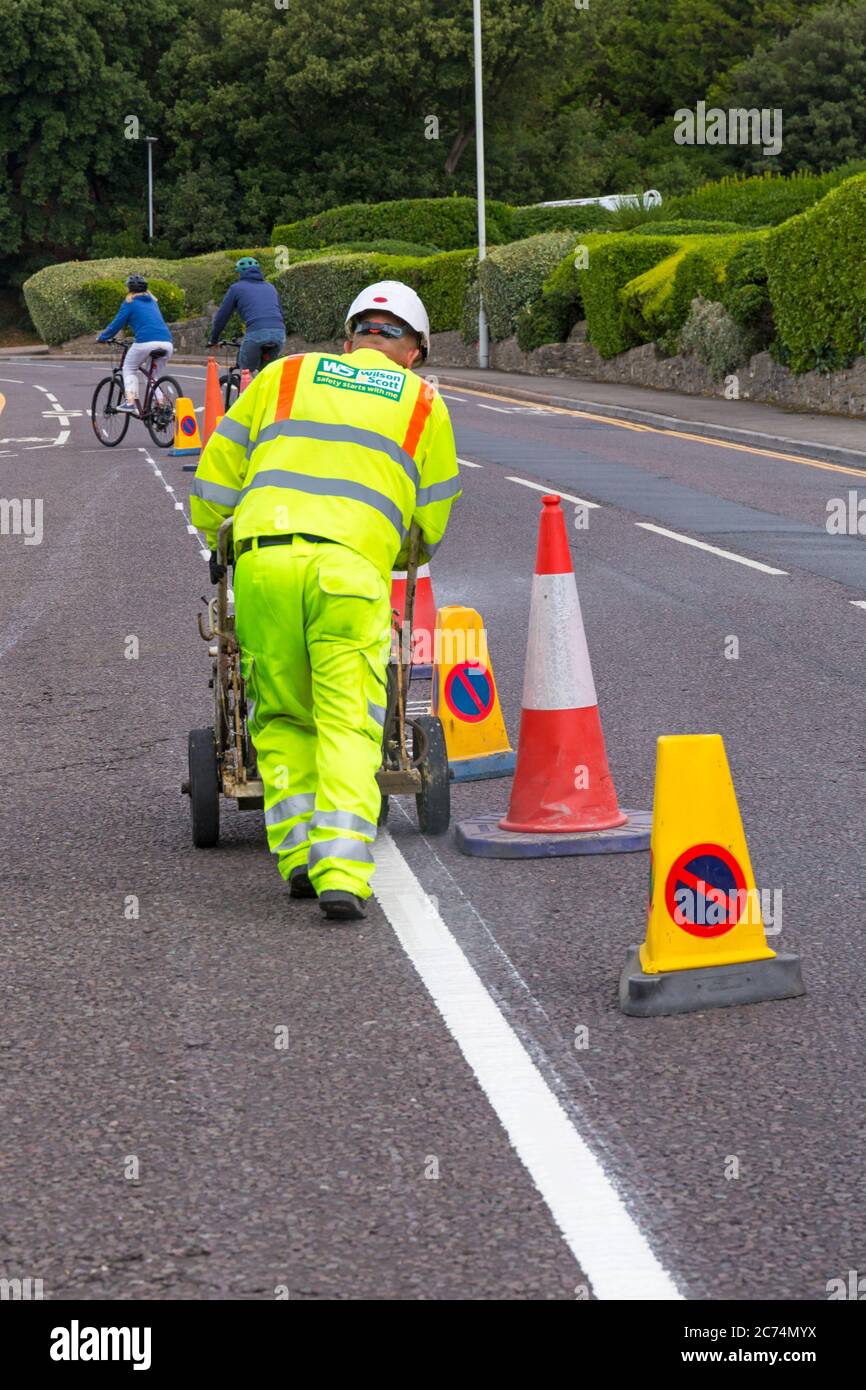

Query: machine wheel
378,795,390,828
413,715,450,834
188,727,220,847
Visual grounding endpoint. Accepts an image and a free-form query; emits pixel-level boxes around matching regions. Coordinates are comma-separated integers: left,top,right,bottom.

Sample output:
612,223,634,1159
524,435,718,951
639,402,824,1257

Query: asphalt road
2,357,865,1301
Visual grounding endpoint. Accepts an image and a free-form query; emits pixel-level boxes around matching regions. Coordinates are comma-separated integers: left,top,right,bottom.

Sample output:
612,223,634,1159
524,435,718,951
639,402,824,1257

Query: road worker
190,282,460,920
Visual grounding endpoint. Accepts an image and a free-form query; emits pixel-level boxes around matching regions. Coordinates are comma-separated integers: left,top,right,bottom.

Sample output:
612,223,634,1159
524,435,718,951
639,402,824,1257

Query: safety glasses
354,319,408,340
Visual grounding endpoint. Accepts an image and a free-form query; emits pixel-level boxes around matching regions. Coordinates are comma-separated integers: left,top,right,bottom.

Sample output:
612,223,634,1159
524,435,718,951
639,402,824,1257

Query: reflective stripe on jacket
190,348,461,581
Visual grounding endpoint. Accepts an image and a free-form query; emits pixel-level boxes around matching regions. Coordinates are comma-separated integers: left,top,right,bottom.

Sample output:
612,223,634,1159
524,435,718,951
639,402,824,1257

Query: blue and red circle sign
443,663,495,723
665,842,747,938
180,415,196,436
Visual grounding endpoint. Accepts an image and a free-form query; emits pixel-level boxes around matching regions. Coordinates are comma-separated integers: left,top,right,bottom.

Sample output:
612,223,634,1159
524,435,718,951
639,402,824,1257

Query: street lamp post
472,0,489,369
144,136,158,243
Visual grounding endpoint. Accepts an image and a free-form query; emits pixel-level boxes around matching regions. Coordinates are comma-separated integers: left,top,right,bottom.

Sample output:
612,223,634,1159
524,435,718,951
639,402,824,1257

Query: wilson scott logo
315,357,405,400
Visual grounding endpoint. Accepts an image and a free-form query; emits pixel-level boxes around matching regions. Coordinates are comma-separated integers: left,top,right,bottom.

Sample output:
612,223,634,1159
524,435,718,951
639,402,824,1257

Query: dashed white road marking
635,522,788,575
506,474,600,510
139,446,208,560
457,456,483,469
850,600,866,609
477,402,513,415
0,377,24,384
373,832,683,1301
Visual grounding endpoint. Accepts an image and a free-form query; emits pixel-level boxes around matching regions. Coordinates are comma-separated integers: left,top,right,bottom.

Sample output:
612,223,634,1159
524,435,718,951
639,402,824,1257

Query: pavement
1,354,865,1301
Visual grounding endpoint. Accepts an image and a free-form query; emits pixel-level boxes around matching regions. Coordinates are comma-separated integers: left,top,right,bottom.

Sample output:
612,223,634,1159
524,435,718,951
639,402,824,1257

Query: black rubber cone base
620,944,806,1017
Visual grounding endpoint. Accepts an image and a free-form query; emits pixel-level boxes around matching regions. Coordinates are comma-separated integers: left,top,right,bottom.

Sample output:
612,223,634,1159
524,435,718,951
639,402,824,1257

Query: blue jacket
210,267,285,340
98,293,172,344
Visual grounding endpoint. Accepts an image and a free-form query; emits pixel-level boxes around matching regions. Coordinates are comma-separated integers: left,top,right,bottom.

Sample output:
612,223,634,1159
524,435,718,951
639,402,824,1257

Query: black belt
235,533,331,559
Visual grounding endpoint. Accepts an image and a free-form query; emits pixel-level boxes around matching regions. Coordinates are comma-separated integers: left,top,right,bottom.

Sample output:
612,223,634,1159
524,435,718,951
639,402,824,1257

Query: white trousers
123,340,173,398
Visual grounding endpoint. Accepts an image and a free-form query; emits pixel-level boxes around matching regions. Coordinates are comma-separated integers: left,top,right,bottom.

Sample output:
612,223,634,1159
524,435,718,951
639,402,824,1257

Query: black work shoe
319,890,366,922
289,868,316,900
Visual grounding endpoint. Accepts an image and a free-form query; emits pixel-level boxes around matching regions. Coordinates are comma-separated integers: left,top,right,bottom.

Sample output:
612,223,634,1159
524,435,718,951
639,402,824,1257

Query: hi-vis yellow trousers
234,536,391,899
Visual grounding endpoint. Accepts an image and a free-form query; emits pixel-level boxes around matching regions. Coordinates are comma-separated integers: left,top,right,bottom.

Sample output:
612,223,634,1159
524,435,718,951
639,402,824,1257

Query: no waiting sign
665,842,747,939
443,663,495,723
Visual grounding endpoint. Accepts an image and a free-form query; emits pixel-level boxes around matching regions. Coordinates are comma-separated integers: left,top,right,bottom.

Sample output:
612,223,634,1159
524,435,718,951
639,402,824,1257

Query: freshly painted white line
457,456,483,469
441,393,464,403
0,377,24,384
506,474,600,510
635,522,788,575
850,600,866,609
26,430,69,449
372,832,683,1301
32,384,51,395
186,524,198,534
477,402,512,414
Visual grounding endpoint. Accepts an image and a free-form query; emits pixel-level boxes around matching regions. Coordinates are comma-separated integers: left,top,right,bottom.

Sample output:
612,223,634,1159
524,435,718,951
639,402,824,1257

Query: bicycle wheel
90,375,129,447
145,375,182,448
219,371,240,410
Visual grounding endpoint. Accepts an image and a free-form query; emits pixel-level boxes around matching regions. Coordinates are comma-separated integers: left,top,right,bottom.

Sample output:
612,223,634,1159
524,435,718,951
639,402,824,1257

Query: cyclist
96,275,174,413
208,257,286,371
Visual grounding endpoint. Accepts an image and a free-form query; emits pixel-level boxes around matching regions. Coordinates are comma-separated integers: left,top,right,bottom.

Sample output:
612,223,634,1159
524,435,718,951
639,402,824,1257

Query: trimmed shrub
273,249,475,342
621,235,751,345
79,278,185,333
474,232,578,342
514,233,608,352
668,162,866,229
631,220,742,236
24,253,232,343
723,235,773,349
509,203,612,239
765,172,866,373
273,197,511,252
679,296,757,380
581,235,678,358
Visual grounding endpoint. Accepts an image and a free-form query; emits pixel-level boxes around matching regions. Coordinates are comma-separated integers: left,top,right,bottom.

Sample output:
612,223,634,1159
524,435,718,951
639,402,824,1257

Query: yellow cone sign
432,606,516,781
621,734,805,1016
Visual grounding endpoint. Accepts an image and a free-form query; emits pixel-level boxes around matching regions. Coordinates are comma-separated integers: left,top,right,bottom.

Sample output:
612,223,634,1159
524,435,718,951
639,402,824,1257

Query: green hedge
723,235,773,346
23,253,227,344
765,172,866,373
621,235,755,346
79,278,185,333
272,196,511,252
668,162,866,229
273,249,475,343
514,232,618,352
472,232,578,342
631,219,742,236
509,203,612,239
580,235,679,358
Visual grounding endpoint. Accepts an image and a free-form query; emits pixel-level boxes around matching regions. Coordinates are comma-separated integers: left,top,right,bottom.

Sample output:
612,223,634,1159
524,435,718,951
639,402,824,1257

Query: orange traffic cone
455,494,650,858
202,356,223,446
239,368,252,393
391,563,438,679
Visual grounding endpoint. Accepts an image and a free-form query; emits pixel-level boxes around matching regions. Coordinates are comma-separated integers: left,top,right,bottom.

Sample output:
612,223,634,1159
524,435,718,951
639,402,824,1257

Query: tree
719,1,866,173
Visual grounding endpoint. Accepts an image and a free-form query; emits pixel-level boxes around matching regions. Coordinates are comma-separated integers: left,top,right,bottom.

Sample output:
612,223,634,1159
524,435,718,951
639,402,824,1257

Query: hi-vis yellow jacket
190,348,461,581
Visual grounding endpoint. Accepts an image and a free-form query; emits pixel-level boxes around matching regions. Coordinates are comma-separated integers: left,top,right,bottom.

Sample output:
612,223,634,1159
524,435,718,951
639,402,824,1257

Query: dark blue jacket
211,268,285,340
98,293,172,344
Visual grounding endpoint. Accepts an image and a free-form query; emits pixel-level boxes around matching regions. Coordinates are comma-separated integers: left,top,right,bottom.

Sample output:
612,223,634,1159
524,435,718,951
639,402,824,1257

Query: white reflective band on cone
522,572,598,711
392,564,431,581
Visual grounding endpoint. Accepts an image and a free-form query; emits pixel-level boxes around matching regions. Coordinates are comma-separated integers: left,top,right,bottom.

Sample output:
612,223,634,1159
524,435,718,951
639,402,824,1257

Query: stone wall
428,322,866,417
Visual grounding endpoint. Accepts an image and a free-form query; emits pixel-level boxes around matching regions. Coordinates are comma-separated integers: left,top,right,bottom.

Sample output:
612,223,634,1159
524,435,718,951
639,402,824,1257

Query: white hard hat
345,281,431,359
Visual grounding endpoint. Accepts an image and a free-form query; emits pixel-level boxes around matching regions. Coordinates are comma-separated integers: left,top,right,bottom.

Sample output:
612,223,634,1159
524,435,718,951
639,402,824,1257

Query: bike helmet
235,257,259,273
126,274,148,293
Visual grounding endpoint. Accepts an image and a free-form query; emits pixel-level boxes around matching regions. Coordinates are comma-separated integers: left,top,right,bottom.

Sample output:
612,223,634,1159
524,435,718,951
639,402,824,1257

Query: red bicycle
91,339,181,448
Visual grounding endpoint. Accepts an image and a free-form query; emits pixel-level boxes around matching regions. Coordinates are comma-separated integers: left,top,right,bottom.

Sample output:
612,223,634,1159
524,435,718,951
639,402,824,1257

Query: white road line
850,600,866,609
0,377,24,384
477,402,512,414
139,446,206,557
635,522,788,575
457,456,483,469
506,474,600,510
441,393,464,403
372,833,682,1301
